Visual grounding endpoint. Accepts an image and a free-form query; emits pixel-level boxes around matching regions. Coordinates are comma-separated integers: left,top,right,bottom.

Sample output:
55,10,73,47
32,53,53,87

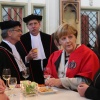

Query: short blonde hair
56,23,78,39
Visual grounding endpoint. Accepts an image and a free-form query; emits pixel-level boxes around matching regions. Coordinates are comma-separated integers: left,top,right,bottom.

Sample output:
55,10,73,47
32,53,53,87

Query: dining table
5,87,91,100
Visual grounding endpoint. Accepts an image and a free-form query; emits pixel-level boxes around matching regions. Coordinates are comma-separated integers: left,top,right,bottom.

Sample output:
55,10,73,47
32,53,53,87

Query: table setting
2,68,90,100
5,80,91,100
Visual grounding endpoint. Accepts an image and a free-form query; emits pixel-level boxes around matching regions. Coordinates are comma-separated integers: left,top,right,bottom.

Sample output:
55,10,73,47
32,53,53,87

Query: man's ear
8,30,12,36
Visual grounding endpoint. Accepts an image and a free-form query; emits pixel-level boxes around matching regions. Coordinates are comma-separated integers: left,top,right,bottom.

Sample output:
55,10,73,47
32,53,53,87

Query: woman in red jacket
44,23,99,91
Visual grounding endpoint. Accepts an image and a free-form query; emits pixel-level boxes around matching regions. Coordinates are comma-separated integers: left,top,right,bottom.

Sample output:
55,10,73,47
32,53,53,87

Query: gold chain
0,46,26,70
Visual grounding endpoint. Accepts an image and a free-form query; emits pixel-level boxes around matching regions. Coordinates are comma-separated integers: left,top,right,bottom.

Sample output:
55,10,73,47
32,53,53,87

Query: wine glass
43,67,51,82
2,68,11,88
8,77,17,97
22,67,30,80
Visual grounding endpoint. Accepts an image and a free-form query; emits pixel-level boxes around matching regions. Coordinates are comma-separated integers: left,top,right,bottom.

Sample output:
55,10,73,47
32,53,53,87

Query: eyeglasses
11,29,22,32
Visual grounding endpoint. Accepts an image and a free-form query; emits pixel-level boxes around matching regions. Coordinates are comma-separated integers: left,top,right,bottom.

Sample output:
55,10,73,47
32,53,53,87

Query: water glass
43,67,51,82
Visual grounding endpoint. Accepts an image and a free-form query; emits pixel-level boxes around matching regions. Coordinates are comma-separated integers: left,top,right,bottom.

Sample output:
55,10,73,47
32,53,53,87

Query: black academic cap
0,20,21,30
23,14,42,23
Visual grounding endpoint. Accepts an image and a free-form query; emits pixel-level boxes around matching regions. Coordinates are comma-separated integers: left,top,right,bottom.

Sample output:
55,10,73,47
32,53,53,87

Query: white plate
38,87,58,94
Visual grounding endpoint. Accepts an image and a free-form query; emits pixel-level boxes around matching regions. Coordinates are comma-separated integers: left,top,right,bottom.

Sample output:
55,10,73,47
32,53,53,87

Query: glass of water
8,77,17,97
43,67,51,82
9,77,17,89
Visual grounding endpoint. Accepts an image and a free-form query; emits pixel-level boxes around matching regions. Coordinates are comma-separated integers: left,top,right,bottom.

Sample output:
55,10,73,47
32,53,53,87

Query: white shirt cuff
25,56,29,63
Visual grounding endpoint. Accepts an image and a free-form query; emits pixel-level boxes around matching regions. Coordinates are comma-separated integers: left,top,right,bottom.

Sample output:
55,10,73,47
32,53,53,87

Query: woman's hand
0,79,6,93
77,83,89,97
0,79,6,88
45,78,62,87
0,93,9,100
15,84,20,88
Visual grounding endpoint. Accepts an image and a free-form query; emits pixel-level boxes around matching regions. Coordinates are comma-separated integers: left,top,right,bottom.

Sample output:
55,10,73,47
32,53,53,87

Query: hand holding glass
44,67,51,81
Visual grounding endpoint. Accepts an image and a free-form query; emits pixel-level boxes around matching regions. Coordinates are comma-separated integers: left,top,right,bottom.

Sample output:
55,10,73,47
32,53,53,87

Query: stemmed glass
22,67,30,80
43,67,51,82
2,68,11,88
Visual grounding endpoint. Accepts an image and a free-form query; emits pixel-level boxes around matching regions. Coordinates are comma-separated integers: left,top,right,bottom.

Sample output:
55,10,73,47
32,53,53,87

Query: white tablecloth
5,88,91,100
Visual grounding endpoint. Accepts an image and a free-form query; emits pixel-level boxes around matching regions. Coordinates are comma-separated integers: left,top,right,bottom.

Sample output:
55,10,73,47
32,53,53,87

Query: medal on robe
68,60,76,69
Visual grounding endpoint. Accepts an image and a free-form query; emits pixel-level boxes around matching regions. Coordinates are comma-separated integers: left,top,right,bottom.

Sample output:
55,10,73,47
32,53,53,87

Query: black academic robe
0,42,23,84
15,31,58,84
85,69,100,100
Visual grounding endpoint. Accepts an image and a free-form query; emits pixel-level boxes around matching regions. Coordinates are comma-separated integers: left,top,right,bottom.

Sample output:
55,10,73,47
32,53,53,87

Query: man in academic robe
15,14,58,84
0,20,26,84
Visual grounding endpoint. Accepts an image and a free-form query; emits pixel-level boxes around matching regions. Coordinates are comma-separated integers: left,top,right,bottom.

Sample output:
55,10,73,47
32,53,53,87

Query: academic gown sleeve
85,86,100,100
85,69,100,100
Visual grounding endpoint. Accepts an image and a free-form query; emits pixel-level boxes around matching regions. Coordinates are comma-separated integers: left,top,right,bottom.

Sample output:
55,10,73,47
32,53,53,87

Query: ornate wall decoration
60,0,80,26
60,0,81,44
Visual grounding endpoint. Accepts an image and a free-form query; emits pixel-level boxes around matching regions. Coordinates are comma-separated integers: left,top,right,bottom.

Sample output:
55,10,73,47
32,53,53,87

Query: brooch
68,60,76,69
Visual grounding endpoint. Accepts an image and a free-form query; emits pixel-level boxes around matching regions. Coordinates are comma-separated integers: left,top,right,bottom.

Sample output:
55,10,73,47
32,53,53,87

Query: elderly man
16,14,58,84
0,20,26,84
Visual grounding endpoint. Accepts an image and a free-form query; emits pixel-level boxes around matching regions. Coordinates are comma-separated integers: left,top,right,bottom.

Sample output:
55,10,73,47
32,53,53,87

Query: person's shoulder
21,32,30,39
22,32,29,36
51,50,62,56
49,50,62,61
81,44,99,57
81,44,94,52
40,31,51,37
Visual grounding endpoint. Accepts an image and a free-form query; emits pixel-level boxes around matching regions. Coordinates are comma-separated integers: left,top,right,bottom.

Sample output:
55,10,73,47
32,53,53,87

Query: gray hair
1,28,14,39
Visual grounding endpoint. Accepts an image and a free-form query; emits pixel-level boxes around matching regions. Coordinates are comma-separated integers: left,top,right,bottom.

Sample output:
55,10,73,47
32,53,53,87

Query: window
32,4,46,32
0,2,27,37
2,6,24,29
81,8,100,47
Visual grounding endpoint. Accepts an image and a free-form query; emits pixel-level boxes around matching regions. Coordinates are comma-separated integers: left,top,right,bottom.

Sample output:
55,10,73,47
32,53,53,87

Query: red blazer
46,44,100,81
